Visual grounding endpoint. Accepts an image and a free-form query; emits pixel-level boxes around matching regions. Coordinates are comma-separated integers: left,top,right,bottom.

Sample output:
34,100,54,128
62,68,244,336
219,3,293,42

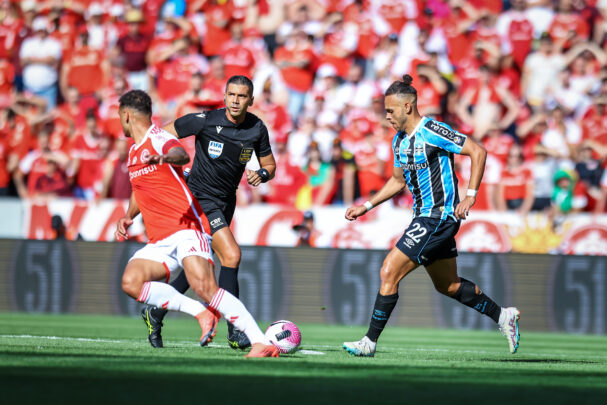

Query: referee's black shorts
395,216,460,266
197,193,236,235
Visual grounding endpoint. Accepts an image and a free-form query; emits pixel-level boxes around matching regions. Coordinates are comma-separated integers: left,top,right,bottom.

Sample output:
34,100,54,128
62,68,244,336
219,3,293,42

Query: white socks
208,288,269,345
138,281,205,317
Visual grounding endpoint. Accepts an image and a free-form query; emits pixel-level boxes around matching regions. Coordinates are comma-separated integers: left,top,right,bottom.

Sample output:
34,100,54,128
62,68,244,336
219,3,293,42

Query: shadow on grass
482,358,599,365
0,367,606,405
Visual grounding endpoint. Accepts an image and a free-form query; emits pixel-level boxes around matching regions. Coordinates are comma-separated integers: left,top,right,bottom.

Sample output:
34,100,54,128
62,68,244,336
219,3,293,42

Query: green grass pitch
1,313,606,404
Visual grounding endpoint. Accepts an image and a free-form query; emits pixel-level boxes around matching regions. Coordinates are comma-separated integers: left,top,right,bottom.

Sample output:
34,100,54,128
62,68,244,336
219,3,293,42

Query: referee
141,75,276,350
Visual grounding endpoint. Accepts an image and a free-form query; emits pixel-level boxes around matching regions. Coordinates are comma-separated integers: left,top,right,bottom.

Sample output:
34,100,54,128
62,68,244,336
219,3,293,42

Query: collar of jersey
133,124,155,150
405,116,427,139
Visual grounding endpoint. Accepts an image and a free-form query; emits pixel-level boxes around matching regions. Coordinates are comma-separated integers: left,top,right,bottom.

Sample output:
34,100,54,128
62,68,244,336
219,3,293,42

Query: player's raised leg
122,259,208,348
343,248,418,357
425,258,520,354
181,255,278,357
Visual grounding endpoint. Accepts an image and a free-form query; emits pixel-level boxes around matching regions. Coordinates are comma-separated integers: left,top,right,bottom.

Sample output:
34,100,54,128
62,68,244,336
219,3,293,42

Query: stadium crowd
1,0,607,215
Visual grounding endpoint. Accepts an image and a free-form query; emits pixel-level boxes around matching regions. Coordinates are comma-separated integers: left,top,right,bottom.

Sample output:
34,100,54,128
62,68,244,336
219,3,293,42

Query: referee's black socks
451,277,501,323
366,292,399,342
218,266,239,297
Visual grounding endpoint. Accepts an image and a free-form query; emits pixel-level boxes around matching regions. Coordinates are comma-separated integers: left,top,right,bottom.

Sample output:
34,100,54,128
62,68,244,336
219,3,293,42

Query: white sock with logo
138,281,205,317
208,288,269,345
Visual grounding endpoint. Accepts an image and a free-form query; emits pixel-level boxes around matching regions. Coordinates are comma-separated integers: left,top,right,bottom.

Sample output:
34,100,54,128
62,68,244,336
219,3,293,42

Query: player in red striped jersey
114,90,278,357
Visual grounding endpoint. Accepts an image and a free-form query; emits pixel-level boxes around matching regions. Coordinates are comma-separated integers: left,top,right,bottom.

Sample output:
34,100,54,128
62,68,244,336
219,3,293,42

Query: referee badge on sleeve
208,141,224,159
239,147,254,164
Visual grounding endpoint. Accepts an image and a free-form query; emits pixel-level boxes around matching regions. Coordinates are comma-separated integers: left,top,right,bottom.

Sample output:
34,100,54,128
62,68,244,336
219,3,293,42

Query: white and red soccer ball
265,320,301,354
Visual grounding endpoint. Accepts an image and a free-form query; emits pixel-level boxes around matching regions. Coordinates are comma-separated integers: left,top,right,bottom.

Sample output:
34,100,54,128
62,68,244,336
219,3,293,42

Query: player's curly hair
119,90,152,116
385,74,417,101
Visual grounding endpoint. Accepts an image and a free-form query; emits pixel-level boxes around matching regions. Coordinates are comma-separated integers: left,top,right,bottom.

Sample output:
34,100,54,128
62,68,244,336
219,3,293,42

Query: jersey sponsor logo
140,148,150,163
129,164,158,180
239,147,254,164
404,161,429,170
216,126,223,134
424,120,465,146
208,141,224,158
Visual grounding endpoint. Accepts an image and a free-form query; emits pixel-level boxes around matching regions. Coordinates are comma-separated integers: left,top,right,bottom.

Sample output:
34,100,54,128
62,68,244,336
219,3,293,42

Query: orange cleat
196,309,219,347
245,343,280,358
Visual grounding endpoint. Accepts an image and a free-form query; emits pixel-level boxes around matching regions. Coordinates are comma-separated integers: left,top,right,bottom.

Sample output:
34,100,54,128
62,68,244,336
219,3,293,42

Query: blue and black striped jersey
393,116,467,220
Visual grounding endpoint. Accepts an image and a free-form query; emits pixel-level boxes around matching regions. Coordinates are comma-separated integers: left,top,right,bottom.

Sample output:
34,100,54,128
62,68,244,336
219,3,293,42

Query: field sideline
1,313,606,404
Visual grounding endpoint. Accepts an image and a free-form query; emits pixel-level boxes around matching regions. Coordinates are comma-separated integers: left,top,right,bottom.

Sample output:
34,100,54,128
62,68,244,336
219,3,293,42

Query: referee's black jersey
174,108,272,199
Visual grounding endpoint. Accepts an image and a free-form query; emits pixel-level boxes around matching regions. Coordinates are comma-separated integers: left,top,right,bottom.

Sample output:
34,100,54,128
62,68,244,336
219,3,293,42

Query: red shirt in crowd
220,40,256,79
501,164,532,201
64,46,106,95
0,58,15,107
507,16,534,68
155,55,209,102
70,132,105,190
274,44,316,93
201,2,234,56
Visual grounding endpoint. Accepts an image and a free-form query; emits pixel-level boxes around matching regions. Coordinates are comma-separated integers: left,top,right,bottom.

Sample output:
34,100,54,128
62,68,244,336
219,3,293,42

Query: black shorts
395,217,460,266
197,194,236,235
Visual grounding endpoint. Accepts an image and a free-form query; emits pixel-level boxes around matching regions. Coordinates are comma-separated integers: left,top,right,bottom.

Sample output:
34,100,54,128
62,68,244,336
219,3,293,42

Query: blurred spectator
150,36,209,120
98,76,128,139
552,168,587,214
300,141,335,207
115,10,152,91
13,128,70,198
292,210,318,247
456,65,519,139
85,2,122,52
496,144,534,214
101,138,131,200
414,63,447,117
19,16,62,111
274,29,317,121
548,0,590,49
496,0,534,70
60,28,109,105
265,136,307,206
575,143,604,210
529,145,558,211
51,215,66,239
541,105,581,160
251,79,293,145
220,21,256,79
329,139,359,206
288,114,314,167
340,110,387,199
0,55,15,109
67,111,109,200
482,125,515,166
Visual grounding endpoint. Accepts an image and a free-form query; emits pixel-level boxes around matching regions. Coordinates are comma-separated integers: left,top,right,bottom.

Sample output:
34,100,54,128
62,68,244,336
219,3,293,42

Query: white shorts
130,229,213,281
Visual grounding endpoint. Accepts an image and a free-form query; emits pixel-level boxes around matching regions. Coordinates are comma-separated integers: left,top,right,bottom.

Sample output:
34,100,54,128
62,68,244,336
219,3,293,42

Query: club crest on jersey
414,145,424,155
239,147,254,164
208,141,224,158
140,148,150,163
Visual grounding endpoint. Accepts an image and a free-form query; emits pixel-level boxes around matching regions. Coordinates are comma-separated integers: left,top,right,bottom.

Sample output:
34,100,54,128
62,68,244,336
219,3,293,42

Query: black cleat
141,306,164,348
227,326,251,350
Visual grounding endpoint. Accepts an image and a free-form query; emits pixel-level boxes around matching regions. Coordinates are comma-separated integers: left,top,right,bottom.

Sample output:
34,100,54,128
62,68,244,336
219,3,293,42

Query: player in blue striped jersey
342,75,520,357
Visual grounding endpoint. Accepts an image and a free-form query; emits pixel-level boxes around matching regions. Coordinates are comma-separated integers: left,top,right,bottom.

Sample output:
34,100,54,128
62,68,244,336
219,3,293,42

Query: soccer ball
265,320,301,354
